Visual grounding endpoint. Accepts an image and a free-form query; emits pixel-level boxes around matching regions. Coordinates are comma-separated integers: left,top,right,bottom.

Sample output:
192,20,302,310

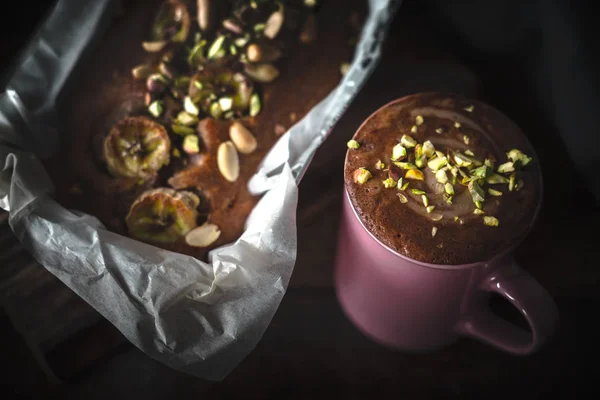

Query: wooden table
1,1,596,398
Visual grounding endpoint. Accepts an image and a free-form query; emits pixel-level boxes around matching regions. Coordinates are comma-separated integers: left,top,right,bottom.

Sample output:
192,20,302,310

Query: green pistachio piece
464,149,475,156
427,156,448,171
484,158,495,168
176,111,198,126
375,160,385,170
497,162,515,174
401,181,410,190
472,165,493,179
183,135,200,154
453,153,473,167
394,161,418,170
218,97,233,112
414,143,423,159
207,35,227,59
412,188,426,195
431,214,443,221
475,200,483,209
464,105,474,112
431,226,438,237
415,115,424,126
172,148,181,158
435,128,443,134
383,178,396,188
463,135,470,145
184,96,199,115
131,64,152,80
340,62,350,76
353,168,372,184
148,100,164,118
426,205,435,213
234,36,250,47
172,124,196,136
468,180,485,203
454,121,461,128
397,193,408,203
422,140,435,158
188,41,207,66
445,194,453,204
400,134,417,148
175,76,191,89
209,102,223,119
436,169,449,184
405,169,424,180
509,173,516,191
473,209,485,215
488,188,503,196
415,155,427,168
444,182,454,195
347,139,360,149
422,195,429,207
249,93,261,117
392,143,407,161
254,23,266,33
483,216,499,226
487,173,509,184
515,179,524,191
507,149,532,167
411,125,418,134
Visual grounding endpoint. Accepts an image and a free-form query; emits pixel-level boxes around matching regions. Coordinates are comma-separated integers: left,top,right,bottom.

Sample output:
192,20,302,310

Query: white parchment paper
0,0,400,380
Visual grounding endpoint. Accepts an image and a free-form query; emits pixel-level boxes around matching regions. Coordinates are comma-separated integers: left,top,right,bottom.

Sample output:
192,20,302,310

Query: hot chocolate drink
344,93,541,265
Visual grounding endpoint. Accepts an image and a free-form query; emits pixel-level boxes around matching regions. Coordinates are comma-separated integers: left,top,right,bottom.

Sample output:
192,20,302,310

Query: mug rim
343,92,544,271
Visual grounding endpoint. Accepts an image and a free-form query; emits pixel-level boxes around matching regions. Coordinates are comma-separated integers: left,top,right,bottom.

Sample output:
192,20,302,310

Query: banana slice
188,67,254,119
103,116,171,179
126,188,200,243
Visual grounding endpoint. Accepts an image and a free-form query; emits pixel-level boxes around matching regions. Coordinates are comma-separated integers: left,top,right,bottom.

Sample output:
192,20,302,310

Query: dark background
1,0,597,399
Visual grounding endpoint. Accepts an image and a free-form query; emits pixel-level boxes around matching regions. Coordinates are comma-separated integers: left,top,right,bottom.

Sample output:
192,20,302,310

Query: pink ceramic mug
334,102,559,355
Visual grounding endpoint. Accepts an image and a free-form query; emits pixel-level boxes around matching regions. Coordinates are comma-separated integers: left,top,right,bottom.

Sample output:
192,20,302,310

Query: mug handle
456,257,559,355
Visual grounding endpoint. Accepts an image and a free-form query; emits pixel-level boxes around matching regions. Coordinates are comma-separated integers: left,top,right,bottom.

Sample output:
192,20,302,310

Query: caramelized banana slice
188,67,254,118
149,0,191,44
103,116,171,179
126,188,200,243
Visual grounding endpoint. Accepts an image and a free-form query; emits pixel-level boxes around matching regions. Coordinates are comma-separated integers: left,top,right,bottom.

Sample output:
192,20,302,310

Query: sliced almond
185,223,221,247
217,141,240,182
229,122,257,154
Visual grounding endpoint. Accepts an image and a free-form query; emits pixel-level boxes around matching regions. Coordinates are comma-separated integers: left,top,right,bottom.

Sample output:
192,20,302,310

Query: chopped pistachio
427,156,448,171
454,121,461,128
509,173,516,191
353,168,372,184
148,100,163,118
475,200,483,209
464,149,475,156
249,93,261,117
444,182,455,195
405,169,424,180
472,165,492,179
394,161,418,170
229,44,238,55
422,195,429,207
396,177,404,189
488,188,503,196
218,97,233,112
483,216,500,227
435,128,443,134
468,180,486,203
400,134,417,148
463,135,470,145
431,214,443,221
172,124,196,136
375,160,385,170
473,209,485,215
392,143,407,161
449,166,458,177
426,205,435,213
487,173,509,184
411,125,418,134
254,23,266,34
415,155,427,168
401,181,410,190
175,76,191,89
176,111,198,126
184,96,199,115
432,226,438,237
382,177,396,188
415,115,424,125
445,195,453,204
234,36,249,47
435,150,445,158
397,193,408,203
454,216,460,221
347,139,360,149
497,162,515,174
172,148,181,158
340,62,351,76
183,135,200,154
464,105,474,112
422,141,435,158
436,169,449,184
207,35,227,59
484,158,495,169
412,188,426,195
507,149,532,167
131,64,152,80
305,0,317,7
193,80,203,90
209,102,223,119
453,153,473,167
